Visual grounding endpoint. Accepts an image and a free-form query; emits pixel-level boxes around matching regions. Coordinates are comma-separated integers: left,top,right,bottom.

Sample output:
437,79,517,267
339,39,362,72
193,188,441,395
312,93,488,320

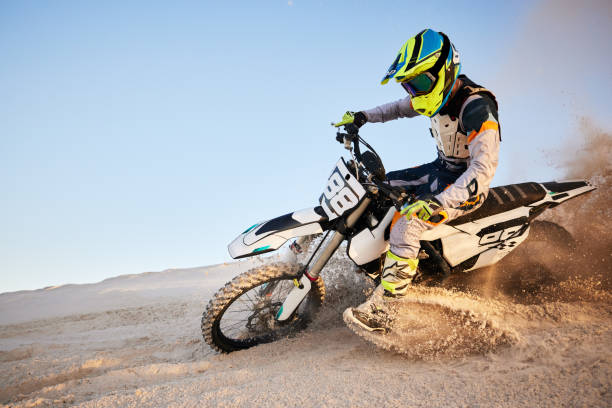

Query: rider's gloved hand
332,111,367,128
400,197,446,224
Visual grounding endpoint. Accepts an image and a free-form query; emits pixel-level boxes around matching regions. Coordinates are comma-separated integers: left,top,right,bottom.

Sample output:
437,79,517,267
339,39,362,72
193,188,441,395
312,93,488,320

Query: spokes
219,279,297,340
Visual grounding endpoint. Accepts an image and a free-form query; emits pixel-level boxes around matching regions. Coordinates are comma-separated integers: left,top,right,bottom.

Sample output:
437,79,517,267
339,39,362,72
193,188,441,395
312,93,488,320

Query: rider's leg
347,192,488,331
346,216,435,331
345,161,479,331
378,197,489,302
357,162,444,302
380,216,431,295
386,161,438,191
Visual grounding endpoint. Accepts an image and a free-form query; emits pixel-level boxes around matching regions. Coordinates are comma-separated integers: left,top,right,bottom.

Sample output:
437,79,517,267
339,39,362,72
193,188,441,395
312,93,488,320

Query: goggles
400,72,436,97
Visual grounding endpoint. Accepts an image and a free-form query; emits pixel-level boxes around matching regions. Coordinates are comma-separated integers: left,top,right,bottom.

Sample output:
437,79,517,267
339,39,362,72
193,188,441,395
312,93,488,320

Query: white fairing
292,207,324,223
228,207,324,259
438,208,532,269
466,225,531,271
319,158,366,221
347,208,395,265
430,180,595,270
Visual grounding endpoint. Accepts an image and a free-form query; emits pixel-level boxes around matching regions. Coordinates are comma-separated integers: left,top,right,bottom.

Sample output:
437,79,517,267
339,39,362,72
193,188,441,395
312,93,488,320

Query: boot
344,252,418,332
380,251,418,296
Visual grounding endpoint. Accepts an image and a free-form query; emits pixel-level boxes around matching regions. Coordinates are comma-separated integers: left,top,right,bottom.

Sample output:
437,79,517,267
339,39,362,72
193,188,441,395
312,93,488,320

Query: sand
0,237,610,407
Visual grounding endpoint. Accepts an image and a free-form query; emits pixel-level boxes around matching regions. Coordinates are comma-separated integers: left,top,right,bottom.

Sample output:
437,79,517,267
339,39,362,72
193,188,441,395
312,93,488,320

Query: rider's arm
362,97,419,123
434,96,500,210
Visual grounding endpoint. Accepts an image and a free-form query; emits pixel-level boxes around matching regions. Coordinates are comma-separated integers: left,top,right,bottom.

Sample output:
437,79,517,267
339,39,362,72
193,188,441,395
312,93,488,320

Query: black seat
448,182,546,225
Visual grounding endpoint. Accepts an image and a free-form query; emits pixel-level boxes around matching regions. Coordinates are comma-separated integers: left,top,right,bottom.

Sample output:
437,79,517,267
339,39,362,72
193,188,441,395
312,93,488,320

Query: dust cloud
543,119,612,286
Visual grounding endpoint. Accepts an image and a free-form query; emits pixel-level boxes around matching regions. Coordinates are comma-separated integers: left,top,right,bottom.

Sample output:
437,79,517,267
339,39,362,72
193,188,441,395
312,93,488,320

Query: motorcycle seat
447,182,546,225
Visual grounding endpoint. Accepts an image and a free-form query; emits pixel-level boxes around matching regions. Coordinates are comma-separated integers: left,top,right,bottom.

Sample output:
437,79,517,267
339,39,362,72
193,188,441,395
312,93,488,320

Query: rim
214,277,306,348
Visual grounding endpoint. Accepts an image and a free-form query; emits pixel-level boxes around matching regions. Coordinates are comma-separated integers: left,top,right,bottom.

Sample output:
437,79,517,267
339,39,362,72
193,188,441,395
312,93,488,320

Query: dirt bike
201,128,595,353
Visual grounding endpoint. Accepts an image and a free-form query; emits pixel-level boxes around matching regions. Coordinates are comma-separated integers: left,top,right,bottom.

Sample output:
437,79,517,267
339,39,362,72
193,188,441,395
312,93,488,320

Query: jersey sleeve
362,97,419,123
435,96,500,210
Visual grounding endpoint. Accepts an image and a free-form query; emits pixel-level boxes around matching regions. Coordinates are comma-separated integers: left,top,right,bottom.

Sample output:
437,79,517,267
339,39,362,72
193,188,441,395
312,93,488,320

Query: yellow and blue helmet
381,29,461,117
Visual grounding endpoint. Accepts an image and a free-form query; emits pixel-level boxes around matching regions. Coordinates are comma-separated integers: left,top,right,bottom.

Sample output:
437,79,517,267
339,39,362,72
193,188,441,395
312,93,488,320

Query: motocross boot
345,252,418,332
380,252,419,296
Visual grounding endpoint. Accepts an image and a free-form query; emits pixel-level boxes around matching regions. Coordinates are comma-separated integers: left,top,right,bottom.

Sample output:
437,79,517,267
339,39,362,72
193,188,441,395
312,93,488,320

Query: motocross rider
336,29,501,331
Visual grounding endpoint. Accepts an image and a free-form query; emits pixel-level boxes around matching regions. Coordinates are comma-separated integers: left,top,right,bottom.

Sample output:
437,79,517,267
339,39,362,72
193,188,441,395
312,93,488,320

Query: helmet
381,29,461,117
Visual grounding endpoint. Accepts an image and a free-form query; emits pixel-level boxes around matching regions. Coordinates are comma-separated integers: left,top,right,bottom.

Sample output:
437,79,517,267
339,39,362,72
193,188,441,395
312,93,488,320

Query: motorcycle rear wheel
201,262,326,353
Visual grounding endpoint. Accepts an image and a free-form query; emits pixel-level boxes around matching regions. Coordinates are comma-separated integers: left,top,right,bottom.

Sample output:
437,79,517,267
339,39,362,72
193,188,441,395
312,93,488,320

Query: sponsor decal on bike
477,223,528,246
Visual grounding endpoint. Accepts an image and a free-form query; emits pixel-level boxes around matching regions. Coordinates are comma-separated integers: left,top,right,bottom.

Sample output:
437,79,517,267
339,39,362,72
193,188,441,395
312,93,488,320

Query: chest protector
429,75,498,160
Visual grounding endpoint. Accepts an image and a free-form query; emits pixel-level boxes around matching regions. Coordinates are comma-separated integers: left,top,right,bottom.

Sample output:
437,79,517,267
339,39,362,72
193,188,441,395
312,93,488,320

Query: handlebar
335,128,410,210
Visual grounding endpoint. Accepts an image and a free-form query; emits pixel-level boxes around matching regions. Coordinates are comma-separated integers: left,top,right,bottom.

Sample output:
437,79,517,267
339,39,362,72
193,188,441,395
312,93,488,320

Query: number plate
319,159,366,220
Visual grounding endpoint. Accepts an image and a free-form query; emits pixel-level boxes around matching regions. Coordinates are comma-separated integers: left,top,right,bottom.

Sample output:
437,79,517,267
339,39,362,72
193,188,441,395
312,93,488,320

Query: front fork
276,197,372,321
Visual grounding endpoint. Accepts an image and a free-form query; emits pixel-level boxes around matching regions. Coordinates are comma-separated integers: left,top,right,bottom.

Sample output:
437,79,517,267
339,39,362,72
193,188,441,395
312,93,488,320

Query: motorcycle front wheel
201,262,326,353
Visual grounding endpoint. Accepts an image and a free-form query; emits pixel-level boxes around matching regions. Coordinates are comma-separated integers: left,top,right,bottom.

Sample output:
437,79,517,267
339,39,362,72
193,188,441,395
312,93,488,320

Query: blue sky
1,0,611,293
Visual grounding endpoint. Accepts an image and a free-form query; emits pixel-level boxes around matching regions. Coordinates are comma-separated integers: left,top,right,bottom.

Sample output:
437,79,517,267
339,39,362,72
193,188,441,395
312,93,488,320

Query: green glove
332,111,367,128
400,198,447,224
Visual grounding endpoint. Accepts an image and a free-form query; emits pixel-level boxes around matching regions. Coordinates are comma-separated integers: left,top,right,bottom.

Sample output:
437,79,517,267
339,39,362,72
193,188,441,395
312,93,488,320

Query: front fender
228,207,328,259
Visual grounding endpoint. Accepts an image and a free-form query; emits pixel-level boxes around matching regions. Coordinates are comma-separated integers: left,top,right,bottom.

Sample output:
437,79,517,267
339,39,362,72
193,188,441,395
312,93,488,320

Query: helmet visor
401,72,436,96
